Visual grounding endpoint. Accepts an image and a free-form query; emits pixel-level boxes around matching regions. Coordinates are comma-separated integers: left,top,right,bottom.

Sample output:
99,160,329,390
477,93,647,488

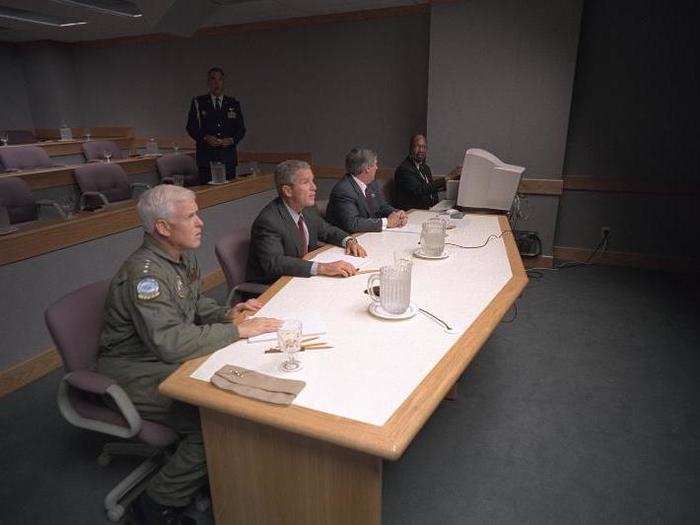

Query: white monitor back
456,148,525,211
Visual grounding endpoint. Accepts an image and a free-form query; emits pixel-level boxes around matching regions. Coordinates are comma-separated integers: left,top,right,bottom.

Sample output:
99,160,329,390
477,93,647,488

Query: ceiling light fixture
0,6,87,27
50,0,143,18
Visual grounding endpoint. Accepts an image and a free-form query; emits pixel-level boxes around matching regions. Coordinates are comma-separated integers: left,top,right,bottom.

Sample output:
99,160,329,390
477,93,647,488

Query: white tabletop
192,211,512,426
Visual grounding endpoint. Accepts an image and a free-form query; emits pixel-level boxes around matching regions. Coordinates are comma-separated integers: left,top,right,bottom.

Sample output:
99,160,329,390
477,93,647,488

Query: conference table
160,210,527,524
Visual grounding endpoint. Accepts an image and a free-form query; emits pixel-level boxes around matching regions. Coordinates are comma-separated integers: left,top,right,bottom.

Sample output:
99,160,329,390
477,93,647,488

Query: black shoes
131,492,196,525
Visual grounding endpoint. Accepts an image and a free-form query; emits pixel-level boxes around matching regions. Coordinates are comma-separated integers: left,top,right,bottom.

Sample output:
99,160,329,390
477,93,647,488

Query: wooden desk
0,173,274,266
160,215,527,524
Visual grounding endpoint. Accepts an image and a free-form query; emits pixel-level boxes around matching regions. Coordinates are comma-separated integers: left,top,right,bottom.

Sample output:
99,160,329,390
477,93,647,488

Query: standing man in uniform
393,134,460,210
186,67,246,183
98,185,281,524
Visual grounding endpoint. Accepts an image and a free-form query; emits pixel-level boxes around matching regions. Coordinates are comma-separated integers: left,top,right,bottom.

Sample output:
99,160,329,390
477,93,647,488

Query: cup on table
367,263,412,315
420,217,447,257
210,161,226,184
173,174,185,187
278,319,302,372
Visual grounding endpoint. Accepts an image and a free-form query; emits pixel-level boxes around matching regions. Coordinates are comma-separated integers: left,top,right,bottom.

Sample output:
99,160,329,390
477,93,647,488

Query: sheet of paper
383,223,422,234
310,250,374,269
247,311,326,343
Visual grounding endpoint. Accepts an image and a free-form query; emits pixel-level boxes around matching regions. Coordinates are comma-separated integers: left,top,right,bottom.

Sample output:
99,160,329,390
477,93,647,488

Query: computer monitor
456,148,525,212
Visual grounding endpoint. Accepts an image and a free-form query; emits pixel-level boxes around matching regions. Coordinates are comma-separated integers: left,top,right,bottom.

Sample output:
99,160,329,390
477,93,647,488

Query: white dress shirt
352,176,387,230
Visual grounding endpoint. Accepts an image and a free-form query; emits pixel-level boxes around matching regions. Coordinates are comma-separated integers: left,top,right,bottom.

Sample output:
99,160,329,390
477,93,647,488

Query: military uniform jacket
246,197,349,284
393,156,446,210
98,234,238,411
186,94,246,168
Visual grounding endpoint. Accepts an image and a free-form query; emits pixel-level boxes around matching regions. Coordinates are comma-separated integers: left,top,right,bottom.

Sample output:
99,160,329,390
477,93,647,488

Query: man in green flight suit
98,184,281,524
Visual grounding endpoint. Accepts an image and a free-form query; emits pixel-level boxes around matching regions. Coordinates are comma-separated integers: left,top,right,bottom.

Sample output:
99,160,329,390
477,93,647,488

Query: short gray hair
137,184,196,234
345,148,377,177
274,160,311,195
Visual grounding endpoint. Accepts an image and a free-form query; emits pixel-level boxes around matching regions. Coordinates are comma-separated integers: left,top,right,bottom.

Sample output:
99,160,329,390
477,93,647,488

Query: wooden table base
201,408,382,525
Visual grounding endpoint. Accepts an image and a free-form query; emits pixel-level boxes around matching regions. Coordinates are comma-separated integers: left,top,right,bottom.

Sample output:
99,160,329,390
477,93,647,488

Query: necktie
297,215,308,256
364,187,378,216
215,98,221,111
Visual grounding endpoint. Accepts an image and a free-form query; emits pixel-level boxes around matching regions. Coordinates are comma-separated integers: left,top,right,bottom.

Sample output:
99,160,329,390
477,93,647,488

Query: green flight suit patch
136,277,160,300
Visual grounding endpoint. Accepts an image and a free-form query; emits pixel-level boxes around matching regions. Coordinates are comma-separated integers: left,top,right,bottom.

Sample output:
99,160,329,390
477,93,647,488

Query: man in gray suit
326,148,408,233
246,160,367,284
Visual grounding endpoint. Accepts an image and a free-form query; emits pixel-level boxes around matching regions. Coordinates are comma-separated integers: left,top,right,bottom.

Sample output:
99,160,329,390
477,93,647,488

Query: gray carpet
1,265,698,524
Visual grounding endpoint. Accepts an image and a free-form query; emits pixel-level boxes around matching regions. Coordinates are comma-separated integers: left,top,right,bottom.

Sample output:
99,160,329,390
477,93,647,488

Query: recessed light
50,0,143,18
0,6,87,27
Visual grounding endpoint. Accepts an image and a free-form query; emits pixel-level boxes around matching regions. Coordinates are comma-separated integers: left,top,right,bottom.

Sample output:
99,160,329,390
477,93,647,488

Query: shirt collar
142,233,183,264
282,199,302,223
351,175,368,194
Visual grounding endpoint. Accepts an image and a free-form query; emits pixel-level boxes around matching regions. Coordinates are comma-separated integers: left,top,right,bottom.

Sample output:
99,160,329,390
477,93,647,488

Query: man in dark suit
186,67,246,183
393,134,460,210
326,148,408,233
246,160,368,284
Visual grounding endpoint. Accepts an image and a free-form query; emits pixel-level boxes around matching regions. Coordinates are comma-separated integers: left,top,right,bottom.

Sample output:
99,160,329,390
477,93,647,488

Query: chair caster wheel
107,505,124,522
97,452,112,467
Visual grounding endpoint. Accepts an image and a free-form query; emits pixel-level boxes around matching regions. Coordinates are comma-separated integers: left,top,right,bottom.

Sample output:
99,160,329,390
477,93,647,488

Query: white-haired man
98,185,281,524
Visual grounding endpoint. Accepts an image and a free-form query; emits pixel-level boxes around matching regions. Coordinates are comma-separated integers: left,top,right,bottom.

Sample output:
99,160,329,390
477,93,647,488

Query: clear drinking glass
103,150,112,163
210,161,226,183
173,174,185,186
278,319,302,372
84,128,91,141
1,131,9,146
172,142,179,154
420,217,447,256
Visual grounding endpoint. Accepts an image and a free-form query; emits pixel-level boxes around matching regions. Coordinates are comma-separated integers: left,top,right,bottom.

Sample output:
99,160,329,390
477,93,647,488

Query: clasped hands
204,135,234,148
386,210,408,228
227,298,282,338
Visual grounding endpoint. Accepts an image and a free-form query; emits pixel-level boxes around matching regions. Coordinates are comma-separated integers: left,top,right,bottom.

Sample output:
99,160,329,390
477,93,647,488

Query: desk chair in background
215,228,269,305
0,145,54,172
81,140,125,162
74,163,149,210
0,176,65,226
156,153,201,187
45,281,177,522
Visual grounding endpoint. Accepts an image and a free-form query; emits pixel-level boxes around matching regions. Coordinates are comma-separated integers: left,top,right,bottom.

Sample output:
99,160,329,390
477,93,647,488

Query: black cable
445,230,514,249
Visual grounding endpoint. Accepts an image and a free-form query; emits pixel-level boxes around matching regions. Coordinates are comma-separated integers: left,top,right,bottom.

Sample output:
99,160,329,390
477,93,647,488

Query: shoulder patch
136,278,160,301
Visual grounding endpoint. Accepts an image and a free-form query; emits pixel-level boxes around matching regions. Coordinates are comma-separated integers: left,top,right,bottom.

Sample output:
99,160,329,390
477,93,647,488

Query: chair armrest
35,199,67,219
161,176,175,184
79,191,109,210
226,282,269,305
57,372,142,439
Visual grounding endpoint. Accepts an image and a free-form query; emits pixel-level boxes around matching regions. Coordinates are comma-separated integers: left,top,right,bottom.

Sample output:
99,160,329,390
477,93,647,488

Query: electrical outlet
600,226,611,239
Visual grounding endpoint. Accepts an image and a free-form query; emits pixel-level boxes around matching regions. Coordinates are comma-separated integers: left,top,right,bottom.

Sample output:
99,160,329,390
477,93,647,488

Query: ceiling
0,0,428,43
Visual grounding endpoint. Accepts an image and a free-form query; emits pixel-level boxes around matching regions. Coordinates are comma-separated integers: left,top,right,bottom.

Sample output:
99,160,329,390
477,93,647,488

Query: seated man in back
246,160,367,284
325,147,408,233
393,134,460,210
98,184,281,524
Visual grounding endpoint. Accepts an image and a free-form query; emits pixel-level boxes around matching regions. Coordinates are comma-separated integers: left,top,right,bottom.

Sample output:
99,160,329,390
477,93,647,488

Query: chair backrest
45,280,110,372
0,176,37,224
6,129,38,145
215,228,251,291
81,140,124,162
378,177,395,207
0,145,52,171
156,153,201,186
74,163,132,202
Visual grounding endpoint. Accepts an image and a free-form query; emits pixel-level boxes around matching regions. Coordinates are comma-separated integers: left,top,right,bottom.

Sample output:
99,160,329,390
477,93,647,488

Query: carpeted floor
1,265,698,524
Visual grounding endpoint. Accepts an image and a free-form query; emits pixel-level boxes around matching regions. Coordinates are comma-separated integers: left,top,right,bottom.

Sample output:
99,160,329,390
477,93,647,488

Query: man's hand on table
317,261,358,278
228,298,263,321
345,238,367,257
387,210,408,228
236,316,283,339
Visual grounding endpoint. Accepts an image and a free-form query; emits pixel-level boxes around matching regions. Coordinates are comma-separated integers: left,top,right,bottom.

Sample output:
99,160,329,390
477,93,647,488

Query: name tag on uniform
227,108,237,119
